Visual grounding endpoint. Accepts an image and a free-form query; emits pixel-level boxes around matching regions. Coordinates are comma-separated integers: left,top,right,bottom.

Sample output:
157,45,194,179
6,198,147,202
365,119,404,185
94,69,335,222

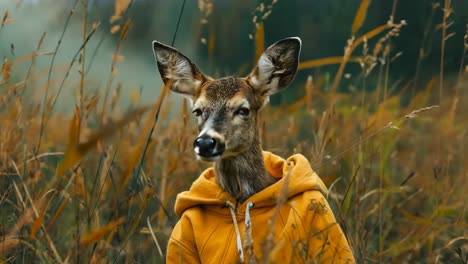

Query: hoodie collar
174,151,327,217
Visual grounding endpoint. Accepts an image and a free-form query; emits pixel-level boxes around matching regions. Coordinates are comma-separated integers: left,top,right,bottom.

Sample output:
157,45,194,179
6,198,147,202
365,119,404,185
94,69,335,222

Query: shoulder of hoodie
286,188,337,226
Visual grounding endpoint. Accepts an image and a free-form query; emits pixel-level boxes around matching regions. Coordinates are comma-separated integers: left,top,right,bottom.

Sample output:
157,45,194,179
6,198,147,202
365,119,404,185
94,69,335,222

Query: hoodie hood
174,151,327,217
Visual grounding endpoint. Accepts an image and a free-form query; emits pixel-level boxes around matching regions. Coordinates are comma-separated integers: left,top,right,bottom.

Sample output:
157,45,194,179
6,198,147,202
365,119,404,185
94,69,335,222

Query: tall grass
1,0,467,263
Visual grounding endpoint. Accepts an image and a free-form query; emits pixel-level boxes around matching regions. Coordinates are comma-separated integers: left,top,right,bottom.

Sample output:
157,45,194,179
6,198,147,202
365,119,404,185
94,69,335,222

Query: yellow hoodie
167,152,355,263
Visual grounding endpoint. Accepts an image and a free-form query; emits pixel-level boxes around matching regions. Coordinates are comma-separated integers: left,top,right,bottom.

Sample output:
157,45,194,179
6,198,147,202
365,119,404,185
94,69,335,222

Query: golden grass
0,0,467,263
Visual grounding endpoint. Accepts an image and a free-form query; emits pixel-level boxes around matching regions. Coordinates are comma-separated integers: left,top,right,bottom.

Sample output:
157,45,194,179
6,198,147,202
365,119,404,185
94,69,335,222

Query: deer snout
194,134,226,158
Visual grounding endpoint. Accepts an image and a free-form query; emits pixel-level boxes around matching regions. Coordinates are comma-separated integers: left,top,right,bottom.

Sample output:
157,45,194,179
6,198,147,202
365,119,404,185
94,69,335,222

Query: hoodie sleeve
166,214,201,263
287,190,356,263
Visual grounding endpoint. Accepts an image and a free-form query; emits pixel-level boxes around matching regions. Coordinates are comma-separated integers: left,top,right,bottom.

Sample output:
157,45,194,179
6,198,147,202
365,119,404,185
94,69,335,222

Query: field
0,0,467,263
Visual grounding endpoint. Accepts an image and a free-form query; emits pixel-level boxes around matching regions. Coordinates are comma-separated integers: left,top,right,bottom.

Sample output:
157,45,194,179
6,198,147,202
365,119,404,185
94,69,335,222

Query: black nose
194,135,224,157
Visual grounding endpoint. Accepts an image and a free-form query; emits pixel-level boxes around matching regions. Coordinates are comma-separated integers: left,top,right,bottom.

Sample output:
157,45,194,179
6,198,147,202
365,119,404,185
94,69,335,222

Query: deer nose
194,135,225,157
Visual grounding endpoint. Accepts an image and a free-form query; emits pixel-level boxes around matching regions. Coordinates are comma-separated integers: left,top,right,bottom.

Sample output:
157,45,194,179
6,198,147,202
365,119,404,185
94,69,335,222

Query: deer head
153,37,301,201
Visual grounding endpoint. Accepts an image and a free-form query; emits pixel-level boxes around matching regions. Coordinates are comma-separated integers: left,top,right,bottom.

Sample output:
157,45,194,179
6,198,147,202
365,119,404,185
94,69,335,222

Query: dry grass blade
399,209,432,226
30,207,46,239
254,22,265,62
46,195,71,230
57,106,149,176
26,152,64,164
330,24,389,92
0,238,21,256
20,32,47,97
327,177,343,198
121,81,171,190
36,0,79,153
112,193,151,263
146,217,163,257
171,0,187,46
111,0,132,23
1,10,16,27
359,186,410,202
299,56,362,70
351,24,389,51
80,217,126,245
110,24,121,34
352,0,371,35
56,107,81,176
11,51,55,66
1,10,9,26
404,105,439,119
10,160,64,263
439,0,453,102
100,19,131,124
47,22,100,125
4,206,33,241
340,167,359,212
1,58,12,83
119,19,132,41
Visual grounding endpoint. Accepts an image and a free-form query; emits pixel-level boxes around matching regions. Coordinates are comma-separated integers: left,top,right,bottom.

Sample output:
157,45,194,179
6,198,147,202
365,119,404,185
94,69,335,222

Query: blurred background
1,0,467,263
2,0,466,104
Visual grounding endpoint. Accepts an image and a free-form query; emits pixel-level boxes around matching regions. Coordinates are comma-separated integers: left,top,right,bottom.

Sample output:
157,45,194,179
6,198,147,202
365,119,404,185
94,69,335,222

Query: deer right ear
247,37,301,97
152,41,207,97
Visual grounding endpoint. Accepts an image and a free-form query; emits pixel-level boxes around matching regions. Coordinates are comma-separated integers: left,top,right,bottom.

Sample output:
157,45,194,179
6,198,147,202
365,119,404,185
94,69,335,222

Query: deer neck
214,132,277,203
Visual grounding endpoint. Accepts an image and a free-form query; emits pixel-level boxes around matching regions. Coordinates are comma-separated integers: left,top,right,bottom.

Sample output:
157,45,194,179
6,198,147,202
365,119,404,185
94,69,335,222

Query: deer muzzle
194,134,226,159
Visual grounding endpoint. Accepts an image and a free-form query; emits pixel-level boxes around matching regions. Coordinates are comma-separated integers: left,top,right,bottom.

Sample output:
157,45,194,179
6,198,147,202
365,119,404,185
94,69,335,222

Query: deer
153,37,355,263
153,38,299,202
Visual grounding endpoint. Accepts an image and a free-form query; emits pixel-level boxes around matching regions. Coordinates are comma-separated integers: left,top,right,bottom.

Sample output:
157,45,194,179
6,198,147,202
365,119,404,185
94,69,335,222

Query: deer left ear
247,37,301,96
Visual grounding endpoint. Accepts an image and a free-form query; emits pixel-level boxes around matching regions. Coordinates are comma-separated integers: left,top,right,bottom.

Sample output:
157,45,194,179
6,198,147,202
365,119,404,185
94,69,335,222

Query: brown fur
196,77,275,202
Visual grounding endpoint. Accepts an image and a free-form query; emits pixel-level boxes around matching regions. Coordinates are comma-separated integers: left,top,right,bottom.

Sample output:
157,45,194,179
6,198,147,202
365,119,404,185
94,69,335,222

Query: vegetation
0,0,467,263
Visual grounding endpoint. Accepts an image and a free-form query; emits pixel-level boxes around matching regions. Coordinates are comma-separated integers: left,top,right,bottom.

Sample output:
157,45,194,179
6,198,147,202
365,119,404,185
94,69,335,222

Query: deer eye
235,107,250,116
192,109,202,117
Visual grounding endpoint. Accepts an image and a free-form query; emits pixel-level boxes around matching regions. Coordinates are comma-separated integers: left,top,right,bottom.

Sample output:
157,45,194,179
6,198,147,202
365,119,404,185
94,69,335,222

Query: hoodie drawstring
244,202,254,264
226,201,244,262
225,201,254,263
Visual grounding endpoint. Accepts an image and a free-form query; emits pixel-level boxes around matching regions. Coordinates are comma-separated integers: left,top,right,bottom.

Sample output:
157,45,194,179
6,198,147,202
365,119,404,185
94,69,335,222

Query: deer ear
152,41,208,97
247,37,301,96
